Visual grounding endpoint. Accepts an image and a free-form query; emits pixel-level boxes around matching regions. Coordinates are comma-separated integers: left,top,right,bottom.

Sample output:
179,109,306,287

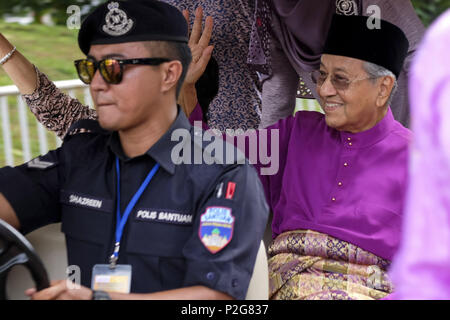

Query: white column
17,96,31,162
36,122,48,155
83,87,93,108
55,134,62,148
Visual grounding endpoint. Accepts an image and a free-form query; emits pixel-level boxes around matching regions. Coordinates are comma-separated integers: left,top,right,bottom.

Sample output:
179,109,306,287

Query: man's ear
161,60,183,94
376,76,395,107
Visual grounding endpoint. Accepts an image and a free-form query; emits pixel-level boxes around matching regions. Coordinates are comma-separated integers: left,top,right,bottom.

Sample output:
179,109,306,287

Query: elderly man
264,14,410,300
0,0,268,300
191,13,411,300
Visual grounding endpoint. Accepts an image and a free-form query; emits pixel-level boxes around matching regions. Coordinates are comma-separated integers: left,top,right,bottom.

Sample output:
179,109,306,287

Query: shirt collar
339,107,396,148
108,106,191,175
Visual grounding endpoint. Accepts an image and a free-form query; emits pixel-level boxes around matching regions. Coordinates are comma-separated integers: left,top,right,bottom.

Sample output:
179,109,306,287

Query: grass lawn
0,20,83,85
0,21,86,166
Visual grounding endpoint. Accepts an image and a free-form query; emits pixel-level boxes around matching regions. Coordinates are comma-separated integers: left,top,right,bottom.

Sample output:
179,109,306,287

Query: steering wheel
0,219,50,300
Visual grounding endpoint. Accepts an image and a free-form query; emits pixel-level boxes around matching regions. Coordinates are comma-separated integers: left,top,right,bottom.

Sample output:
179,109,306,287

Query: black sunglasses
74,57,171,84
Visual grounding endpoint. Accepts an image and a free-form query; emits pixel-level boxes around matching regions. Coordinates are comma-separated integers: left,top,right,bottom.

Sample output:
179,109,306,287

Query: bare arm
1,33,96,139
0,33,37,95
178,83,198,117
0,193,20,230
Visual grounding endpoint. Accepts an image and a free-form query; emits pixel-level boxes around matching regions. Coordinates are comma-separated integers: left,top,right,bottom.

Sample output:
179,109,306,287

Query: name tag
91,264,131,294
60,190,113,213
135,208,193,226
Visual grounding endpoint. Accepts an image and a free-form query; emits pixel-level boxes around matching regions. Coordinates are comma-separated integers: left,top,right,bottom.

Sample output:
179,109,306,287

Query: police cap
78,0,188,55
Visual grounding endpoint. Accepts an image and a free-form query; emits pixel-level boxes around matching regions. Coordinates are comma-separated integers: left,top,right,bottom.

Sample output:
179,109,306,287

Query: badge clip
109,242,120,269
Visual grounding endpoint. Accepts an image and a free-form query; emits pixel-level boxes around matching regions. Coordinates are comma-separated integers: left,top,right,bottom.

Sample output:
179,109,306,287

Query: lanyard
110,156,159,268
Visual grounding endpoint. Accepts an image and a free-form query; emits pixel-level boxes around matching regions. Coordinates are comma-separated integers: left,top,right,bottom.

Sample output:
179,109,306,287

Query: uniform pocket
59,191,114,287
60,190,113,245
125,218,193,292
126,218,193,257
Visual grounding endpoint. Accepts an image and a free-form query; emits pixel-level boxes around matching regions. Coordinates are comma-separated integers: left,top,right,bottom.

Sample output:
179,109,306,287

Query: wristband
0,46,17,66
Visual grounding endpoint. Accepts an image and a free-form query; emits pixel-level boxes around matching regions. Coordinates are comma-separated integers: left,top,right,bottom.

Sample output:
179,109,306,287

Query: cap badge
102,2,134,36
336,0,358,16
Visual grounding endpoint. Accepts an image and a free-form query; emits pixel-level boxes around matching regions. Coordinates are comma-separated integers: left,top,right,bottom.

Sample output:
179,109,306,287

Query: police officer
0,0,268,300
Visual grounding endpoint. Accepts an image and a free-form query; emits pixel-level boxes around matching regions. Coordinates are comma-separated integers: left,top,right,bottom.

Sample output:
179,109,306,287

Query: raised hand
178,7,214,116
183,7,214,86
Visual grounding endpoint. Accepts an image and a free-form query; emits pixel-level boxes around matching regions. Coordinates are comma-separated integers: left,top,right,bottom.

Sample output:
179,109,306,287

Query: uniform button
206,272,215,281
332,197,336,201
344,162,348,167
232,279,239,287
338,182,343,186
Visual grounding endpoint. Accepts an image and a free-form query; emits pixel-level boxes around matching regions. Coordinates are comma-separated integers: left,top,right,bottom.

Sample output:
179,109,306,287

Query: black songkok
78,0,188,55
323,14,409,78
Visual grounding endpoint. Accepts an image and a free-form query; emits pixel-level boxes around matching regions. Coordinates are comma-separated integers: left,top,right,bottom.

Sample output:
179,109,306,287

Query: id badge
91,264,132,294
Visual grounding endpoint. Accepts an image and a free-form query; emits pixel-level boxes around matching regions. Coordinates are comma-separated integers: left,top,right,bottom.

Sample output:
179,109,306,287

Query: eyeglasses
311,70,374,91
74,57,171,84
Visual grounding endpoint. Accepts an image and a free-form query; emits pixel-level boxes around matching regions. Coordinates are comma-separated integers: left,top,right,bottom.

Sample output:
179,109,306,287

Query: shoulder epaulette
64,119,109,142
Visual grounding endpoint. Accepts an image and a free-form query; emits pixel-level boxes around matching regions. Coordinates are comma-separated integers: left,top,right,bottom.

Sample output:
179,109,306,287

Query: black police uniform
0,109,269,299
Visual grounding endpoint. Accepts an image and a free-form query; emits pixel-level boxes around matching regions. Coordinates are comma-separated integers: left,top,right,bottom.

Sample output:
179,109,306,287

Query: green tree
412,0,450,26
1,0,53,23
0,0,103,25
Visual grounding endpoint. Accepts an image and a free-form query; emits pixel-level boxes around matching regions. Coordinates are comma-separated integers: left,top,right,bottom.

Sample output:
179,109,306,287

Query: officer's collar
108,106,191,175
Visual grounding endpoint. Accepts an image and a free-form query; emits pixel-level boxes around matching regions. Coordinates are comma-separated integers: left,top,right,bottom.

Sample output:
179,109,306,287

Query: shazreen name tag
91,264,132,293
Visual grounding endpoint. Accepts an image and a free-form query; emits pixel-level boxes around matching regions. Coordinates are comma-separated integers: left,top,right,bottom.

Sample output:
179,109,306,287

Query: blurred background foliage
0,1,100,25
411,0,450,26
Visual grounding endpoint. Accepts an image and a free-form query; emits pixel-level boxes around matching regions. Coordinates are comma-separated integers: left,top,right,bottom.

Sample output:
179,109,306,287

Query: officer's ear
160,60,183,95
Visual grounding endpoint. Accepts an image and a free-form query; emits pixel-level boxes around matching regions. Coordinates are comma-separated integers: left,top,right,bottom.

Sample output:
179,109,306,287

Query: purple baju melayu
190,105,412,261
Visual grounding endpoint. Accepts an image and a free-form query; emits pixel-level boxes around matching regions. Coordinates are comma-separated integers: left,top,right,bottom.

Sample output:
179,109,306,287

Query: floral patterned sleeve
21,66,98,139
